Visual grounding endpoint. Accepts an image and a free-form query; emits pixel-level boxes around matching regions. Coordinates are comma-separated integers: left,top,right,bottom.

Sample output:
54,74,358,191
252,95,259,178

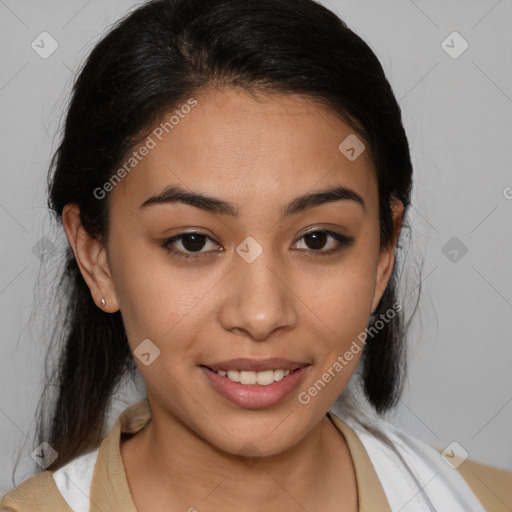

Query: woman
1,0,510,510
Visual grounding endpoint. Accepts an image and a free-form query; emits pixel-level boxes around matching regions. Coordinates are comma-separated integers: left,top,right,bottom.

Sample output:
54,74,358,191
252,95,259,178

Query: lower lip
199,365,310,409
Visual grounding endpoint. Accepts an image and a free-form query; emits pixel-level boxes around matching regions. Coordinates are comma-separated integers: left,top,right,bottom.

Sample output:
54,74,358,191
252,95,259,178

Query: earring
101,298,106,307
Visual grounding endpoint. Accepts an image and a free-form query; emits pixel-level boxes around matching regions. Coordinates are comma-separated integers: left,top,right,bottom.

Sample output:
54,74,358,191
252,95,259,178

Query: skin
62,86,404,512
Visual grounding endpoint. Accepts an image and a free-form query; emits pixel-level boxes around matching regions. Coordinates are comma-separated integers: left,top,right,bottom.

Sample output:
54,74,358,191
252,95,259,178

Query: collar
88,399,391,512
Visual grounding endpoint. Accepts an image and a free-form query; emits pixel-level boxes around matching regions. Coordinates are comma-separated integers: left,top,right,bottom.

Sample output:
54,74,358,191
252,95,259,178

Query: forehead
110,87,377,218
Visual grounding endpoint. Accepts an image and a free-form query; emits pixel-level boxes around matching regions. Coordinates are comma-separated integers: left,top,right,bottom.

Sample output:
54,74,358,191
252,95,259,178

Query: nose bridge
219,237,296,340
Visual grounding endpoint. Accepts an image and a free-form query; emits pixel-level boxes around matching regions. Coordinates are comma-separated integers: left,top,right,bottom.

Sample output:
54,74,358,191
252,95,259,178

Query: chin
192,409,311,459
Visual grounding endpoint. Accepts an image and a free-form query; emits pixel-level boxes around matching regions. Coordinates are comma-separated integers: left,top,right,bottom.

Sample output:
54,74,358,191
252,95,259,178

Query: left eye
162,229,354,261
293,230,353,254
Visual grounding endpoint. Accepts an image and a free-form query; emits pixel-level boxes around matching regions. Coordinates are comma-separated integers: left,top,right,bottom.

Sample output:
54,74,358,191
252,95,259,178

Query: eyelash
162,229,354,261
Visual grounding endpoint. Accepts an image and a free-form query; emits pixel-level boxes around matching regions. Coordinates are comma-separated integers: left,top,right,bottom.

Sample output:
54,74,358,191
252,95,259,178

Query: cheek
300,252,376,394
110,239,219,355
305,255,376,330
298,274,373,408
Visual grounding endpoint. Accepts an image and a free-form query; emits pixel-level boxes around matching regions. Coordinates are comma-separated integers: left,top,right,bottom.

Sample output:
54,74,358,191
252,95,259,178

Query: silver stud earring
101,298,106,307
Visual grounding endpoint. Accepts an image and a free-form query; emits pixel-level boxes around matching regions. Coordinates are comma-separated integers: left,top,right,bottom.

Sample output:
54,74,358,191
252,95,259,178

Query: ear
370,198,404,314
62,203,119,313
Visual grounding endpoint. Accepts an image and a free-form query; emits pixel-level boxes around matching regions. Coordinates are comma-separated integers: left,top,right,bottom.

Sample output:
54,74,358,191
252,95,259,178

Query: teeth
227,370,240,382
274,369,285,381
217,368,294,386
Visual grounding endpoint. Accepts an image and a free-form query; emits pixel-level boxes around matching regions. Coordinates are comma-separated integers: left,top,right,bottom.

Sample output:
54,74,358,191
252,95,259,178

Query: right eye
162,232,222,261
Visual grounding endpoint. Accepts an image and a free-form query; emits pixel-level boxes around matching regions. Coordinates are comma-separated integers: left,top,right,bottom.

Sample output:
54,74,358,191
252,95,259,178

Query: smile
199,362,311,409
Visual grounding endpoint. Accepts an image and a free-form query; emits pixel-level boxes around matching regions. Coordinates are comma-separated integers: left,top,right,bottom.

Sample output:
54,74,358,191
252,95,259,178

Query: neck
121,409,358,511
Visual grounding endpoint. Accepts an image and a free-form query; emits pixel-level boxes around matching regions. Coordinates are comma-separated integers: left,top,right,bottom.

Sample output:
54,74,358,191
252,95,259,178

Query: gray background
1,0,511,494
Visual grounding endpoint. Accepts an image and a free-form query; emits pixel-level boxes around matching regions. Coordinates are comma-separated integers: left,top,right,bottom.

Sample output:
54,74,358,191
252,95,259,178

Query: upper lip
202,358,311,372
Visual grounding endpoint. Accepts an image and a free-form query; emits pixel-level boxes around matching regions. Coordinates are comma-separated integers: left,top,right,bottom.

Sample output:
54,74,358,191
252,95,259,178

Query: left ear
370,198,404,314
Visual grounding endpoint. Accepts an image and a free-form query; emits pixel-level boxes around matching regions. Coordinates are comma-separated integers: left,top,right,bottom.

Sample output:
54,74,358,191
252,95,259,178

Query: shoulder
0,471,72,512
0,399,149,512
329,408,512,511
453,455,512,511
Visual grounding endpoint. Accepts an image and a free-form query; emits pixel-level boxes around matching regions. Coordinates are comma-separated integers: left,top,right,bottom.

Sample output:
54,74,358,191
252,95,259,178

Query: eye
162,229,354,261
162,232,221,261
292,229,354,257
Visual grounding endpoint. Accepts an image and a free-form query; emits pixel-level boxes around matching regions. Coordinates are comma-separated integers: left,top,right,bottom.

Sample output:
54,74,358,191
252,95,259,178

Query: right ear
62,203,120,313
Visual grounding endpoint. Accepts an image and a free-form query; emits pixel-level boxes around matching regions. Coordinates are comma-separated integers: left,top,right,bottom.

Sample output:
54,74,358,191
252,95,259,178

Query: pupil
305,232,326,250
182,233,206,252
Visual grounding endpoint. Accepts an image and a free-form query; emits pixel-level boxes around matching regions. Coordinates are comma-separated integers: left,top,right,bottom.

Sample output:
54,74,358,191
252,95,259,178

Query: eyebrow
139,184,366,220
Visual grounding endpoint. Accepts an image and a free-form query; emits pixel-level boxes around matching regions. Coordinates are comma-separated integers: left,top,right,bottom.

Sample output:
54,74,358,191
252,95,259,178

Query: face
66,86,403,458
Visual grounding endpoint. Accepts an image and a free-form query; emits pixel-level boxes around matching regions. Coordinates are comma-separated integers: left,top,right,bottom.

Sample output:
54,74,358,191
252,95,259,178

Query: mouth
199,359,311,409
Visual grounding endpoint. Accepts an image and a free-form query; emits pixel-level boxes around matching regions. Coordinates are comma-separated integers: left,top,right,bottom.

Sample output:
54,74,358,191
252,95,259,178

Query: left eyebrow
139,184,366,219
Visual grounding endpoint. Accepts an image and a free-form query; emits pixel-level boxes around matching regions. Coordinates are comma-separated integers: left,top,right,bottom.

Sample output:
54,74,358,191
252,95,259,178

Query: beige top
1,398,511,511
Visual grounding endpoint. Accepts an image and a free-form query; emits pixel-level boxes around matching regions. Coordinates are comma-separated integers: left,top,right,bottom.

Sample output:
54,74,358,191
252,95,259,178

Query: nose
218,248,298,341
